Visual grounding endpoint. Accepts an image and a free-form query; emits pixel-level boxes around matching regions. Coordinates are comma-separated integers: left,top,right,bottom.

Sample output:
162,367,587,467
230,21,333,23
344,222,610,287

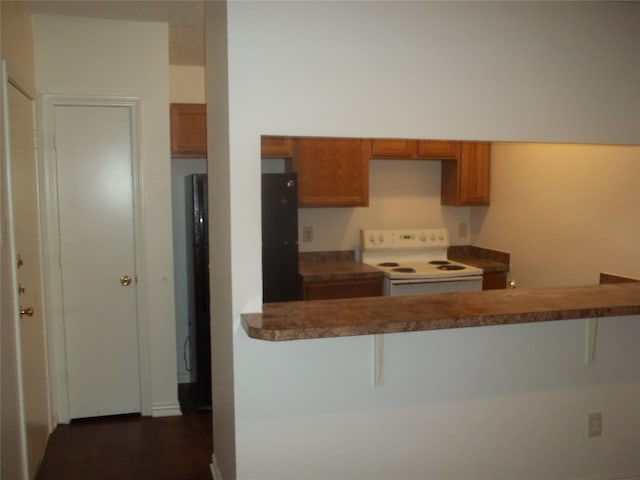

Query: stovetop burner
361,228,484,281
392,267,416,273
437,264,465,271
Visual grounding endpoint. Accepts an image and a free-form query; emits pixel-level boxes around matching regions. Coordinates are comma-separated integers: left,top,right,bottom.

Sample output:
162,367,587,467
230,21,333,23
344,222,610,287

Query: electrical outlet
458,222,468,238
588,412,602,438
302,225,313,242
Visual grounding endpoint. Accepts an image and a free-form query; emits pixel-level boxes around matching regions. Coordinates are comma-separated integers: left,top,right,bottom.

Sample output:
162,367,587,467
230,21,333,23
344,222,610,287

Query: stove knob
369,234,375,243
378,234,384,243
429,232,436,241
437,232,445,240
419,232,427,242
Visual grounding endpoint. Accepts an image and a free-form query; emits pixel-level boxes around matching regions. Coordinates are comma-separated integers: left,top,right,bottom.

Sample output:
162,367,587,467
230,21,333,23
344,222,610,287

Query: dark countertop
242,283,640,341
299,261,384,282
448,254,508,274
298,246,510,282
448,245,510,274
298,250,383,282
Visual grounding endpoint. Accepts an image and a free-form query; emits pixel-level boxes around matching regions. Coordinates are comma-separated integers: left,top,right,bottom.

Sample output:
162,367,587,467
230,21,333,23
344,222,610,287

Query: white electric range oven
360,228,483,296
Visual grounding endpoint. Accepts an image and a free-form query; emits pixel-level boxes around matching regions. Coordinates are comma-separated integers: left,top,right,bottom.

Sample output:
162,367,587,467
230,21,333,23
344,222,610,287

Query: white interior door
53,104,141,419
2,60,51,480
1,59,28,480
8,79,51,476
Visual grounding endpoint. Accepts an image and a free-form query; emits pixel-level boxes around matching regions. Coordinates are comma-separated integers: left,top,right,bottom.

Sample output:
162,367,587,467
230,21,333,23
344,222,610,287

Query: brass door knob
20,306,34,317
120,275,132,286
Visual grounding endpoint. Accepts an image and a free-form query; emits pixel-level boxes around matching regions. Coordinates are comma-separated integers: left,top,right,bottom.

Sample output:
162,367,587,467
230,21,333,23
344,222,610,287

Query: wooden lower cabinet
170,103,207,157
303,277,383,300
482,272,507,290
294,137,370,207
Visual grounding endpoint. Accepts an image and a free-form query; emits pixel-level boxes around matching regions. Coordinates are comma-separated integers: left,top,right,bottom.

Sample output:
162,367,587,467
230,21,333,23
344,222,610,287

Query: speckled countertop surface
299,261,384,282
448,245,510,273
242,283,640,341
298,250,383,281
298,246,509,281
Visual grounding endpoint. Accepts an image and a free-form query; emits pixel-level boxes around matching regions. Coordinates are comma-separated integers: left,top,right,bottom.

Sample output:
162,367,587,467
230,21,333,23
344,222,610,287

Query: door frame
38,95,151,423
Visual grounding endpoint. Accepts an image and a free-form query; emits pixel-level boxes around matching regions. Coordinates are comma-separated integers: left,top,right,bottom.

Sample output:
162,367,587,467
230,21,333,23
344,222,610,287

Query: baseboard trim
580,472,640,480
203,462,640,480
151,402,182,417
210,454,223,480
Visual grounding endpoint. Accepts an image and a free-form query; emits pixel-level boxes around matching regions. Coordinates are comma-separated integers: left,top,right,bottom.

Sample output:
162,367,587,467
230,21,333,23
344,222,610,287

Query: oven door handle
390,276,483,285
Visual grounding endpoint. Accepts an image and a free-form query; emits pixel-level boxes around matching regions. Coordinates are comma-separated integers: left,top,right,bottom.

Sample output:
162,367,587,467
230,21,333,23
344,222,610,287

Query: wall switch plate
588,412,602,438
302,225,313,242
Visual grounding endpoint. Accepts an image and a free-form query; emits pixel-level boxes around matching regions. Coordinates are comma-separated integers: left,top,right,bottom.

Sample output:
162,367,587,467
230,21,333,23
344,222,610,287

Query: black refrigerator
185,174,211,410
262,173,302,302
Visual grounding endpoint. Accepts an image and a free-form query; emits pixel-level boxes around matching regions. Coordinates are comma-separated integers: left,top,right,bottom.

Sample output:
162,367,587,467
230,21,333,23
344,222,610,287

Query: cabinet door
370,139,417,159
261,136,294,158
416,140,460,159
441,142,490,206
482,272,507,290
294,138,369,207
458,142,490,205
170,104,207,157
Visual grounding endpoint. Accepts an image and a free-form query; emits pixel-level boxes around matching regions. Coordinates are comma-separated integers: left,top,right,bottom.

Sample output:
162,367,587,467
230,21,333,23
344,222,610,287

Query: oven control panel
361,228,450,250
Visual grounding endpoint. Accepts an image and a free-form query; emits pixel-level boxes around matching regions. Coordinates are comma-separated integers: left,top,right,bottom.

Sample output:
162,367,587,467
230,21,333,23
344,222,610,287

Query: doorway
39,95,150,422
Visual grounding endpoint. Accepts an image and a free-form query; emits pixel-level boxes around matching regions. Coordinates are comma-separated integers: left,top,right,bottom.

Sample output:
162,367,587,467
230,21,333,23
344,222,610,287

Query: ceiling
28,0,205,66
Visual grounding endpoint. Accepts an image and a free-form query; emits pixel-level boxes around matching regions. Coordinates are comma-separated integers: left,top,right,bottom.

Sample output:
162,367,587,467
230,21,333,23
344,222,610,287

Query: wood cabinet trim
261,136,295,158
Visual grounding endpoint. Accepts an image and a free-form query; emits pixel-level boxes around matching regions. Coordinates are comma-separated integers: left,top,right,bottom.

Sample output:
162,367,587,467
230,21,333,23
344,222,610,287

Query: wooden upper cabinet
416,140,460,159
261,136,295,158
294,138,369,207
170,103,207,158
371,139,460,160
370,139,417,159
441,142,491,206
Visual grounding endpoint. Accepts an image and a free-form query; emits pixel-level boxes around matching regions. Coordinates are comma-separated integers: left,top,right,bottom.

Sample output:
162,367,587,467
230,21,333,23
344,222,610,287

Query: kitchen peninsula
242,282,640,341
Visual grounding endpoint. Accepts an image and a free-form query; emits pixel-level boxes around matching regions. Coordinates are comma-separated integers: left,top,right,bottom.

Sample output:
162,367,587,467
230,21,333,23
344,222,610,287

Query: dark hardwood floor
36,384,212,480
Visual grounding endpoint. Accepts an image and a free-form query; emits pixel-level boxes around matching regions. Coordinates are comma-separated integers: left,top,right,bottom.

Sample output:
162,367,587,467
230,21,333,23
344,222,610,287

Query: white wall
208,2,640,479
169,65,205,104
206,3,237,478
236,316,640,479
299,160,471,254
473,143,640,287
32,14,179,416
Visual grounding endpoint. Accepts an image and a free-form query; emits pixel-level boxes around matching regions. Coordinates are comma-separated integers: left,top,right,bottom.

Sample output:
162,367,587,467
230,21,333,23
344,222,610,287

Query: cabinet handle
508,279,517,289
20,306,34,317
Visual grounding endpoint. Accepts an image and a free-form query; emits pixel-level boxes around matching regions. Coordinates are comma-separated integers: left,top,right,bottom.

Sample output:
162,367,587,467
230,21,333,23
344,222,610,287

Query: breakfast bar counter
242,283,640,341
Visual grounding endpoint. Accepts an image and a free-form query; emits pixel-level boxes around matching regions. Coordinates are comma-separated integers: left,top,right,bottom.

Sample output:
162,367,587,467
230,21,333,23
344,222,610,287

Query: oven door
385,276,483,296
